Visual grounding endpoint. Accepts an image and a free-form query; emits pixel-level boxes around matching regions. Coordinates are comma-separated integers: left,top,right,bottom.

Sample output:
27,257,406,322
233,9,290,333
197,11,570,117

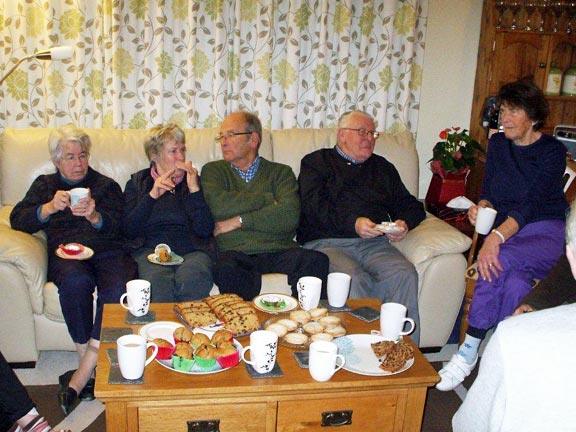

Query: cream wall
417,0,483,198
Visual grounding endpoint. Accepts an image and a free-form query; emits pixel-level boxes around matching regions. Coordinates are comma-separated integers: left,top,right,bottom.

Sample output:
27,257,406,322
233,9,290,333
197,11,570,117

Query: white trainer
436,352,478,391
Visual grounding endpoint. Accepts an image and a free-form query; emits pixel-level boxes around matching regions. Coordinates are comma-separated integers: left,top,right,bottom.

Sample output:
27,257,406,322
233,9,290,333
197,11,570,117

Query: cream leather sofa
0,127,471,363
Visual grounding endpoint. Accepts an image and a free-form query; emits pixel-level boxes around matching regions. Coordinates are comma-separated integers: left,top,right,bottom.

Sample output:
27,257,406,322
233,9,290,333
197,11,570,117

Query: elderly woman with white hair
452,198,576,431
10,125,138,416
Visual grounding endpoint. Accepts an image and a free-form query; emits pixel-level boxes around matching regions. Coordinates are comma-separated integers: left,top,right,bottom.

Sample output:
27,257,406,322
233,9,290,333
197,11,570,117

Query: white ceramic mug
240,330,278,374
297,276,322,311
475,206,497,235
309,340,346,382
327,272,351,308
117,334,158,380
69,187,89,206
120,279,151,317
380,303,415,341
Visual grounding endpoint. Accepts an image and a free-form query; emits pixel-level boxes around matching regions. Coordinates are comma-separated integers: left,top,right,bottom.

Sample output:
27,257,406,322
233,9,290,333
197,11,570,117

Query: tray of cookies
262,307,347,351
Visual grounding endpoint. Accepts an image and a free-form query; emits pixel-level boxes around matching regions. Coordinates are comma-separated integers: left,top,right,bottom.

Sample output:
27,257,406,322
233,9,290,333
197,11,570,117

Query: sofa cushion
393,213,472,266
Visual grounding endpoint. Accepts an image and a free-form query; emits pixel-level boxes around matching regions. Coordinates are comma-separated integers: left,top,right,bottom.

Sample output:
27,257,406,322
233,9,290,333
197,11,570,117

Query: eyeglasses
341,127,379,139
215,131,253,142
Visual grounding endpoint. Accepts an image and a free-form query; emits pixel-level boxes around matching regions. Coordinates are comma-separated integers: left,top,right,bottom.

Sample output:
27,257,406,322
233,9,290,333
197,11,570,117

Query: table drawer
138,401,270,432
277,392,406,432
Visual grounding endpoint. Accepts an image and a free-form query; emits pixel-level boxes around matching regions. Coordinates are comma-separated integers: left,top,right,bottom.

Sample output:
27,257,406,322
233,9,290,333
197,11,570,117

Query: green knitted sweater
201,158,300,255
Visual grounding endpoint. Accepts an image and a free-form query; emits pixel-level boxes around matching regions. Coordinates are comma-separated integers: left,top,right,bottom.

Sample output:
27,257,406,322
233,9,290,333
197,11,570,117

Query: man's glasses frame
341,127,380,139
215,132,253,142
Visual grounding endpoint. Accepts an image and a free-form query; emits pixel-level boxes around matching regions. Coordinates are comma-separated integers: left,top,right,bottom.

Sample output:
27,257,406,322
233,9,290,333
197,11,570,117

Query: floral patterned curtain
0,0,428,132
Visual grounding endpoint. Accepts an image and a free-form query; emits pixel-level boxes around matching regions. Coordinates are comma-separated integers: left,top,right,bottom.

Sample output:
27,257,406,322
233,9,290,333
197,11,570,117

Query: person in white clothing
452,198,576,431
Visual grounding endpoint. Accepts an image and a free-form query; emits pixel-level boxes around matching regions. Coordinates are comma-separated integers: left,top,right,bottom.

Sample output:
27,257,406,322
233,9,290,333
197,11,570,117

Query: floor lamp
0,46,73,86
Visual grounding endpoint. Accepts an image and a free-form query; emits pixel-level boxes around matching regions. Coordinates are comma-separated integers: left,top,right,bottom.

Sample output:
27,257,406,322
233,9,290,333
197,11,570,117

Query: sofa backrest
0,127,418,207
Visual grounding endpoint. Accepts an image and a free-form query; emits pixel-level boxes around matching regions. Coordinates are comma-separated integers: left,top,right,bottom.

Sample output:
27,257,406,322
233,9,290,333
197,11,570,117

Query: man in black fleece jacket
297,111,425,344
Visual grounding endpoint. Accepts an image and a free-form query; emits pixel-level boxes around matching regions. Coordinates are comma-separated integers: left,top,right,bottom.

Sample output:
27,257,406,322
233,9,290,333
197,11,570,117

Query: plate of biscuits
333,334,414,376
263,307,347,351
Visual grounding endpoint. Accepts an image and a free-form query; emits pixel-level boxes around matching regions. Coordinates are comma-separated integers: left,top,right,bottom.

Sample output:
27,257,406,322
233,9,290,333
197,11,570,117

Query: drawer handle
321,410,353,427
187,419,220,432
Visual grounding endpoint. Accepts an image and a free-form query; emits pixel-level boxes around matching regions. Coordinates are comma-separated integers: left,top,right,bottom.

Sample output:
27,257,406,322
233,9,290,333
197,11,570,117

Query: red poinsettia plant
429,127,484,178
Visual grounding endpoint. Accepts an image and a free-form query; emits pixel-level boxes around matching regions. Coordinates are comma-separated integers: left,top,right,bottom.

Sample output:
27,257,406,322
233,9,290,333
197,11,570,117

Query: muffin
189,332,212,349
211,329,234,345
173,326,193,343
215,344,240,369
152,338,175,360
172,341,195,372
194,343,219,370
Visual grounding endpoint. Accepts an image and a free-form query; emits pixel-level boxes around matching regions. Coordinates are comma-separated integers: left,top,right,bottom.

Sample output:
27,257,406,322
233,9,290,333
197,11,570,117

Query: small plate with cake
333,334,414,376
253,293,298,313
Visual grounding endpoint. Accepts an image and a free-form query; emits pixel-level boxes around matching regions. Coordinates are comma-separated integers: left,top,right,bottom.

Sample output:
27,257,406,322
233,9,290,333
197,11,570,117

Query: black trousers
49,249,138,343
213,248,329,300
0,351,34,431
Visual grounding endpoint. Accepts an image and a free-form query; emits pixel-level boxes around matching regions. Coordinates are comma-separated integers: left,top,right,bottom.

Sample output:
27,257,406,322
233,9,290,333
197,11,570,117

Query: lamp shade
33,46,73,61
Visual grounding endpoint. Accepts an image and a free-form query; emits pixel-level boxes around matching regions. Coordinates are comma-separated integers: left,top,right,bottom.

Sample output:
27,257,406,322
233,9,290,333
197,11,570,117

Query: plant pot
425,172,467,206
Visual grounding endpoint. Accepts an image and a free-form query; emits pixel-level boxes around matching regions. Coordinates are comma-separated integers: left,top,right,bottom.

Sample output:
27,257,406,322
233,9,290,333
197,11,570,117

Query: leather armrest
0,206,48,314
393,213,472,266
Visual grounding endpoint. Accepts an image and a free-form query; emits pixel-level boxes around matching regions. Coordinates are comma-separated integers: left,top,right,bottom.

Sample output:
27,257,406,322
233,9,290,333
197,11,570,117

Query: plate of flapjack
333,334,414,376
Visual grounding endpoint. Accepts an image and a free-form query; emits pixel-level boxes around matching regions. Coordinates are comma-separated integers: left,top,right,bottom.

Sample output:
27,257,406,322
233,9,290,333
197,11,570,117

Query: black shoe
58,369,76,388
58,387,78,416
79,377,95,401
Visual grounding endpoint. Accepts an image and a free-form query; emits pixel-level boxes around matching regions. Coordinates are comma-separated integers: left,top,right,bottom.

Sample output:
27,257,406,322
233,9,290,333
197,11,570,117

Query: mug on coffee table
297,276,322,311
308,340,346,382
240,330,278,374
327,272,351,308
120,279,151,317
117,334,158,380
379,302,415,341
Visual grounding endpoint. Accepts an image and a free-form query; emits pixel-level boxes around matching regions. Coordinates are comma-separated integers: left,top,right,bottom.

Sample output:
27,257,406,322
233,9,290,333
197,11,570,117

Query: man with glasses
201,111,329,301
297,110,425,344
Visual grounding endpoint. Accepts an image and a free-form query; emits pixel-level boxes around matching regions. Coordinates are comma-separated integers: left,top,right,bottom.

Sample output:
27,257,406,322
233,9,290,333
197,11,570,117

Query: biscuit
266,323,288,338
290,310,311,324
276,318,298,331
284,332,309,345
302,321,324,335
324,325,346,337
318,315,341,327
309,307,328,320
310,333,334,342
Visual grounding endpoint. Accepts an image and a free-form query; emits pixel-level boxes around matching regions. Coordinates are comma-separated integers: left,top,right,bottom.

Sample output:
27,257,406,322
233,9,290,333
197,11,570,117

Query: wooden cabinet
470,0,576,147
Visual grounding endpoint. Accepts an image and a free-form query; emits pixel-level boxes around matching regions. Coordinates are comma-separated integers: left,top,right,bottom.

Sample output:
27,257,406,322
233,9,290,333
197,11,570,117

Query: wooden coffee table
95,299,439,432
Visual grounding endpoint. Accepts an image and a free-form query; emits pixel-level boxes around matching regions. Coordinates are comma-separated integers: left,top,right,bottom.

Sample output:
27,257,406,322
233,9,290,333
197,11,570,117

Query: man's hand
214,216,242,236
354,217,383,239
385,219,408,242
